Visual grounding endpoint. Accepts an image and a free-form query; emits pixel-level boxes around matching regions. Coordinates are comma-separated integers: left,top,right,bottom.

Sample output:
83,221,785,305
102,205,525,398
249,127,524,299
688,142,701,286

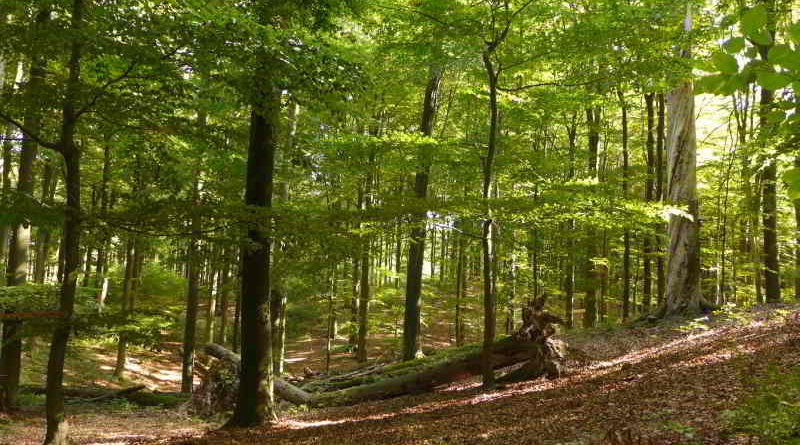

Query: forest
0,0,799,443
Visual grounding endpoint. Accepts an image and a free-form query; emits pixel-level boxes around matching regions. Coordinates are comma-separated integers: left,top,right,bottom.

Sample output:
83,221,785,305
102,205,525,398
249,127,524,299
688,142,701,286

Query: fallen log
200,297,566,409
64,385,145,405
203,343,312,406
20,385,184,406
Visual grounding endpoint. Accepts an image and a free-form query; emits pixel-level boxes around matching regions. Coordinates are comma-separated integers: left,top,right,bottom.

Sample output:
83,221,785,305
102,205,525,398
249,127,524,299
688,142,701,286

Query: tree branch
497,76,607,92
74,60,139,119
0,110,61,151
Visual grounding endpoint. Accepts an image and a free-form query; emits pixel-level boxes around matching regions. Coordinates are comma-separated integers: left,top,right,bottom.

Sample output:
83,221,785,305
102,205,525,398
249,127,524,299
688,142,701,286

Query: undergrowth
723,364,800,443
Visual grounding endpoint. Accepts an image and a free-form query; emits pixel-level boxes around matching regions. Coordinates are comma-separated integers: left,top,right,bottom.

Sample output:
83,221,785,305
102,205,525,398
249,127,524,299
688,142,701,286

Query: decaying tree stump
196,297,566,413
498,296,566,383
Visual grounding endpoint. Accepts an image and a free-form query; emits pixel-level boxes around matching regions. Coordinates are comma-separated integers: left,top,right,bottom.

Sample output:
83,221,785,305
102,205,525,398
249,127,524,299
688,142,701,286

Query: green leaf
719,74,748,95
712,52,739,74
768,45,800,71
694,74,726,95
756,71,791,90
789,22,800,44
784,168,800,201
748,29,772,46
741,5,767,36
723,37,746,54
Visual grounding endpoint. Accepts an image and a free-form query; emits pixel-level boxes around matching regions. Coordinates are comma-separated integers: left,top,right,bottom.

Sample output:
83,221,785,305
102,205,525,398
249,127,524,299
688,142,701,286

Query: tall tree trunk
564,114,577,328
325,267,337,373
205,263,217,344
656,93,667,306
663,5,701,316
619,90,631,321
271,101,297,375
93,144,111,289
480,50,500,389
1,10,49,411
181,145,203,393
402,65,442,361
44,0,85,438
217,252,231,344
643,93,656,311
113,239,135,379
34,159,58,284
356,151,375,363
756,0,780,303
454,218,466,346
226,44,280,427
583,106,601,328
795,157,800,301
0,58,20,278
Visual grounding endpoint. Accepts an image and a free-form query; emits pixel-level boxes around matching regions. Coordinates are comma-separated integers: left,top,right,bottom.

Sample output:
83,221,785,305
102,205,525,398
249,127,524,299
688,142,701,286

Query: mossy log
201,299,566,409
21,385,186,407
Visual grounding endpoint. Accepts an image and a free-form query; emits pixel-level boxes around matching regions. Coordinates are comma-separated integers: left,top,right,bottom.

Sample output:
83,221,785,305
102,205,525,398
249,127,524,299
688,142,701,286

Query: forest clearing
1,0,800,443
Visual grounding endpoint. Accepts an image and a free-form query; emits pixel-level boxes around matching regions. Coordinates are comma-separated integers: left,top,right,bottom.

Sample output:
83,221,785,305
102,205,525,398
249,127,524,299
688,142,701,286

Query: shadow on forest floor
4,304,799,444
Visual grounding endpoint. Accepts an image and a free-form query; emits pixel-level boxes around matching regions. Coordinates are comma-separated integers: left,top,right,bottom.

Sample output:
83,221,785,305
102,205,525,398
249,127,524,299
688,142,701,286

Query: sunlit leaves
711,52,738,74
768,45,800,71
740,5,767,38
783,168,800,201
723,37,745,54
756,71,791,91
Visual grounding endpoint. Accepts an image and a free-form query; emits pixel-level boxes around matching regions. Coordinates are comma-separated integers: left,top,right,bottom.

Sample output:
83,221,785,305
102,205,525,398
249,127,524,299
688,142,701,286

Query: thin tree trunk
480,49,500,389
795,155,800,301
620,90,631,321
656,93,666,306
217,253,231,345
356,151,375,363
271,101,297,375
643,93,656,312
113,239,135,379
34,160,58,284
181,172,201,393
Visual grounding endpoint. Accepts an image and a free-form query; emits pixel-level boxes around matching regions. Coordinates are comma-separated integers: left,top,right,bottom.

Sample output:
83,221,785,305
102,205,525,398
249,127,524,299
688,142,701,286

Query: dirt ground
3,304,799,444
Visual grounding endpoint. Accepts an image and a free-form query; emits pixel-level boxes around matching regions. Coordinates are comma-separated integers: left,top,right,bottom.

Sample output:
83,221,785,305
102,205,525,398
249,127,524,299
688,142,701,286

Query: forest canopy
0,0,799,443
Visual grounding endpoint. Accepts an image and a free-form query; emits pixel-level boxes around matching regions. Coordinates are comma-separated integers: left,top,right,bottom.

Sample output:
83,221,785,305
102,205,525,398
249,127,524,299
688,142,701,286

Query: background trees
0,0,799,441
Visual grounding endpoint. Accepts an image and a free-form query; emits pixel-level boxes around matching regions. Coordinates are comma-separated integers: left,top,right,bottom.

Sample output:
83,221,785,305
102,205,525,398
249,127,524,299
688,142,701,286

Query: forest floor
2,303,799,444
